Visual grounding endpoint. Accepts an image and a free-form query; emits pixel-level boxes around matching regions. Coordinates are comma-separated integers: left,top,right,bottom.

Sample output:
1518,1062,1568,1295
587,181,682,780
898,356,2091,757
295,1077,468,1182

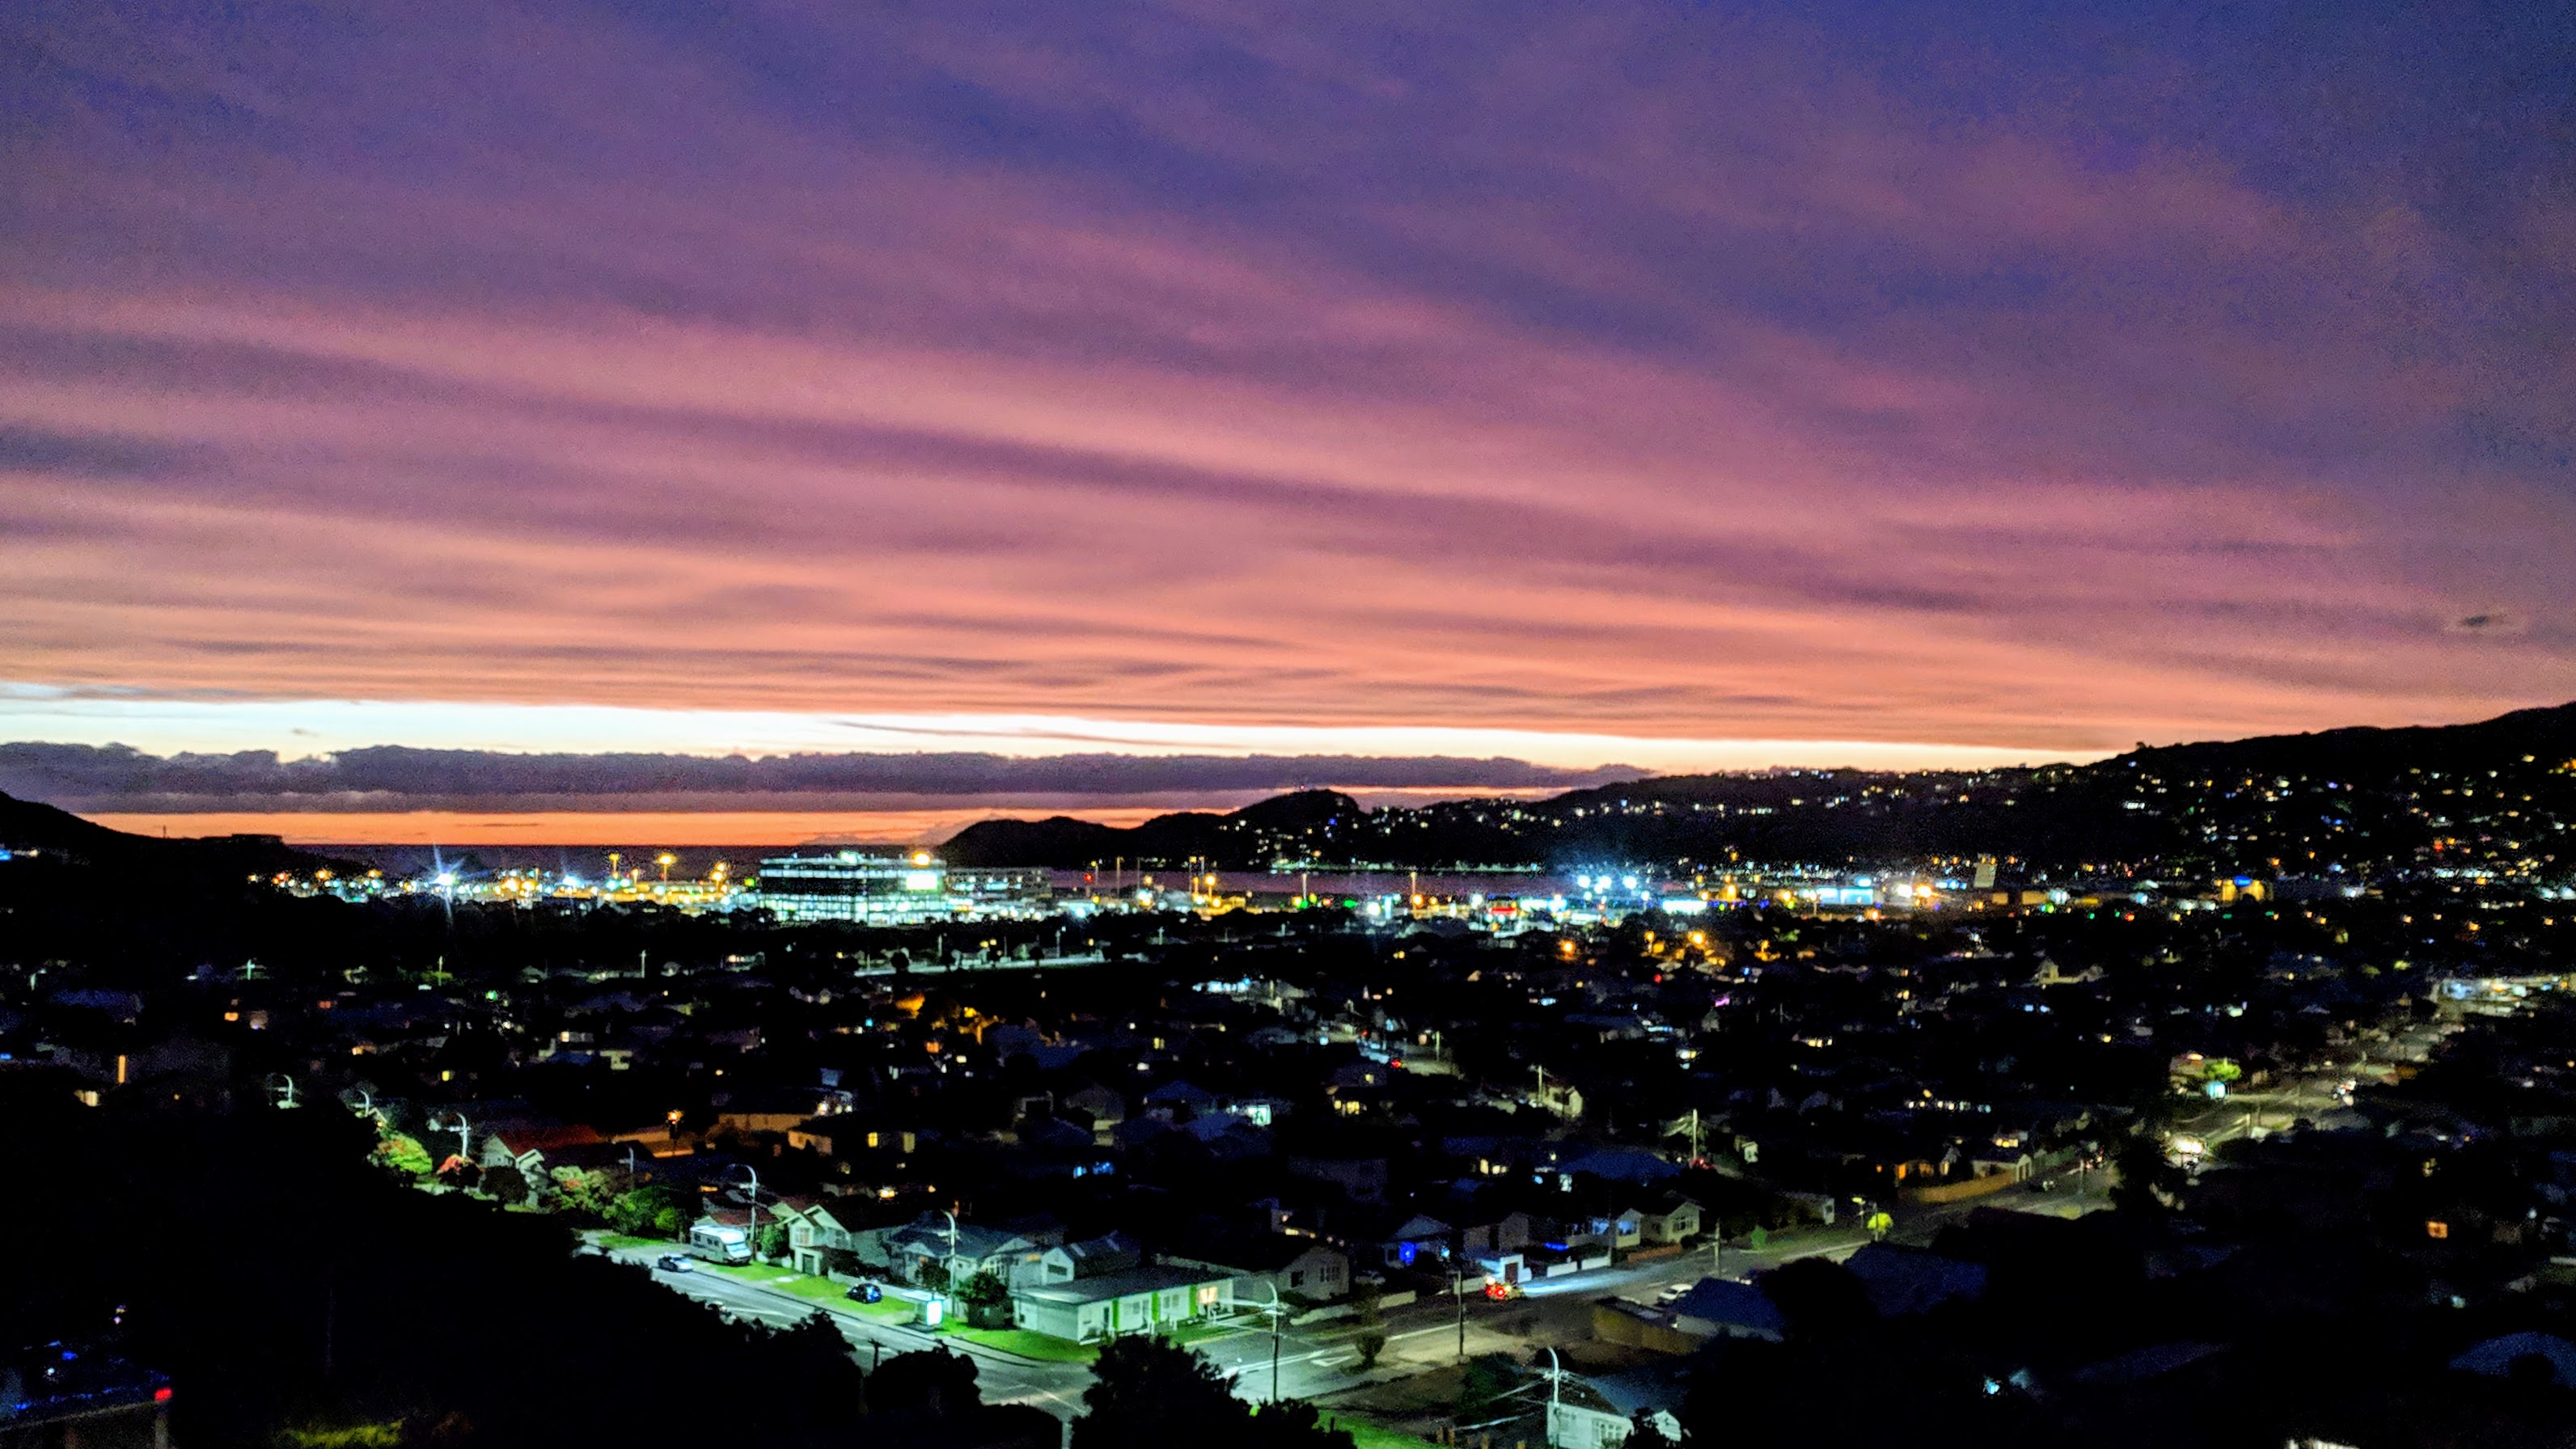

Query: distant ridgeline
940,702,2576,876
0,788,342,879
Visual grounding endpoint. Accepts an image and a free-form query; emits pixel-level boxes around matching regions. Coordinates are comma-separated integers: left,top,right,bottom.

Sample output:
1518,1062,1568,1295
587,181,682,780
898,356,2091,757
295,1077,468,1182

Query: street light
268,1073,298,1109
434,1112,472,1168
727,1164,764,1261
941,1209,963,1325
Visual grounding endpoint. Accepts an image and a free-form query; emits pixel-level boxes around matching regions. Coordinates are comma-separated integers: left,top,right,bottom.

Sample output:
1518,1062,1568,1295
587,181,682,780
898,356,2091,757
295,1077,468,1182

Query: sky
3,2,2572,842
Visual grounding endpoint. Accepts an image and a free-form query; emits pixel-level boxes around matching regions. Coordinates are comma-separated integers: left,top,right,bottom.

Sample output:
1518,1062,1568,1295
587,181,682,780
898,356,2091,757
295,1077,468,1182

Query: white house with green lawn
1009,1264,1234,1342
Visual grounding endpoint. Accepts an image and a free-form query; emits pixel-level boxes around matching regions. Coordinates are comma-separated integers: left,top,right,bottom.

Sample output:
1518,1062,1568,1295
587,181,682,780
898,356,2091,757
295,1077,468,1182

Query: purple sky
2,0,2570,829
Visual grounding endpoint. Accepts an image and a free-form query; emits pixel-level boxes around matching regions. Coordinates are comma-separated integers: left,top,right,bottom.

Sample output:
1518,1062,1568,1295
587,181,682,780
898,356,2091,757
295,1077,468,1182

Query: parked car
655,1254,695,1273
845,1282,883,1303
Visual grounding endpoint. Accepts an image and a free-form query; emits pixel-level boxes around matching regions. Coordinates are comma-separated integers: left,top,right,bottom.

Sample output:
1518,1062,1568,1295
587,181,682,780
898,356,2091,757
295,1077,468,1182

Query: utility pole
1258,1282,1284,1403
1544,1346,1563,1444
732,1165,764,1261
1452,1265,1468,1362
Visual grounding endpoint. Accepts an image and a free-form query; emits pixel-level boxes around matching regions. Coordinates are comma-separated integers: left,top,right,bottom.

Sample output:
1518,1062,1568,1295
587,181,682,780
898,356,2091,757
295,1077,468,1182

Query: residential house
1457,1210,1533,1258
1547,1368,1688,1449
1026,1232,1141,1286
871,1213,1061,1286
1668,1278,1787,1341
1010,1265,1234,1343
786,1199,872,1278
1141,1079,1218,1121
1358,1212,1453,1270
476,1121,604,1177
1162,1235,1352,1304
1626,1193,1702,1245
1287,1154,1390,1205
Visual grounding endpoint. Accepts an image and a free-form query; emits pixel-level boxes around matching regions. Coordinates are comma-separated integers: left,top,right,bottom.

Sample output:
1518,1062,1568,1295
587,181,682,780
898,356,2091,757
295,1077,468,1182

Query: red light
154,1387,173,1402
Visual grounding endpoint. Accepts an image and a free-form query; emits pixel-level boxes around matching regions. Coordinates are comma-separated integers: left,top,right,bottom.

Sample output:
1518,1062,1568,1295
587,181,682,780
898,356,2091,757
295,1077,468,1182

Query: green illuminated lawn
947,1326,1101,1362
1330,1418,1445,1449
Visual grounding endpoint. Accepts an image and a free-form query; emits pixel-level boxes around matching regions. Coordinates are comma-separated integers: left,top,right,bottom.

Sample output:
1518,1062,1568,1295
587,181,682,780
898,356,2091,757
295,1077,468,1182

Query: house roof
2451,1332,2576,1387
1669,1278,1786,1333
1051,1232,1143,1275
886,1213,1051,1261
2070,1341,2227,1386
1165,1233,1341,1274
1012,1265,1230,1306
1844,1244,1987,1317
487,1122,605,1154
1560,1148,1681,1185
1580,1367,1691,1418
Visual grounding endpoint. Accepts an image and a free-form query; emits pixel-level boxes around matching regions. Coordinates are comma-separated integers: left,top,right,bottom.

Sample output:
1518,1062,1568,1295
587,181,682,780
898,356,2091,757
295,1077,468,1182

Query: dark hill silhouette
939,703,2576,872
1,788,340,878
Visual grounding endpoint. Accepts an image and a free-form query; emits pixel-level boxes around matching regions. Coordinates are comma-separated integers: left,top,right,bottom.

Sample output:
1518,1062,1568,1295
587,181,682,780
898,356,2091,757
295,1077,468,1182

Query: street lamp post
437,1113,472,1168
942,1209,962,1325
729,1165,764,1261
269,1073,298,1109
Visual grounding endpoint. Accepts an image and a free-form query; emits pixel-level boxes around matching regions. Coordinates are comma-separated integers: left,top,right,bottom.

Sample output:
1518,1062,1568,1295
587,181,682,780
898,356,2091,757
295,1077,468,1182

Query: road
1198,1168,2117,1404
2167,1021,2457,1154
596,1243,1097,1420
597,1168,2118,1421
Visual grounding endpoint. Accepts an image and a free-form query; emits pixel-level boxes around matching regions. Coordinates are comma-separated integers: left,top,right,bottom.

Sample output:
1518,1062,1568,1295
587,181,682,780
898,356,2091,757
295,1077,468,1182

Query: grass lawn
1330,1418,1445,1449
1164,1319,1249,1347
947,1327,1100,1363
596,1232,668,1253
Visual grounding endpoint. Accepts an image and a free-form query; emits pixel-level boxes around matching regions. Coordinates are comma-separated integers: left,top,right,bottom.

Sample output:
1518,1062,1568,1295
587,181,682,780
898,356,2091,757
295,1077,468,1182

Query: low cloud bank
0,742,1642,813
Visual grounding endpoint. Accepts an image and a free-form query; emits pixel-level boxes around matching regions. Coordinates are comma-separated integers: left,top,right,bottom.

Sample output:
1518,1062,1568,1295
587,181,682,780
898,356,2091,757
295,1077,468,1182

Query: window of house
1289,1270,1305,1287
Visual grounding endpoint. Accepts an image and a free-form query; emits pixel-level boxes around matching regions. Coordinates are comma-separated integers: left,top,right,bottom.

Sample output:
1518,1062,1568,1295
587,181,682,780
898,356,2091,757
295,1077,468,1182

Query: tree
374,1133,434,1177
956,1269,1012,1328
755,1220,789,1261
768,1311,865,1404
1075,1337,1235,1447
1757,1257,1873,1341
1353,1330,1388,1370
1456,1354,1518,1421
606,1184,687,1239
1076,1337,1351,1449
2109,1131,2181,1223
550,1165,612,1219
482,1164,531,1206
869,1347,980,1420
1625,1412,1681,1449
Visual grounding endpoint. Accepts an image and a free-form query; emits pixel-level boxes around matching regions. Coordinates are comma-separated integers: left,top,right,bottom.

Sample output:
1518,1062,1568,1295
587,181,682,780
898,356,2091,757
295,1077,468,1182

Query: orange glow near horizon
86,808,1181,848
